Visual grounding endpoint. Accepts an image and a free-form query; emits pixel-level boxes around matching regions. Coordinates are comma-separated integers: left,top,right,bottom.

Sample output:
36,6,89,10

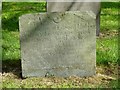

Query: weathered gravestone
47,1,101,36
19,11,96,77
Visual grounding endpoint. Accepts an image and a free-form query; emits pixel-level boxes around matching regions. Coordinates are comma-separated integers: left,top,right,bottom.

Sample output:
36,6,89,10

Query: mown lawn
2,2,119,88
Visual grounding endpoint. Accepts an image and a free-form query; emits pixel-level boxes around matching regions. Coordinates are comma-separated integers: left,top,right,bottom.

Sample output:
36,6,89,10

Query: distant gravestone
19,11,96,77
47,1,100,36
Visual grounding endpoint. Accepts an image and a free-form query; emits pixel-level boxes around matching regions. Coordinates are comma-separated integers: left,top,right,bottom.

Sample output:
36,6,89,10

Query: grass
2,2,46,61
96,34,118,65
2,2,46,32
2,2,119,88
2,2,119,64
100,2,119,31
2,30,20,60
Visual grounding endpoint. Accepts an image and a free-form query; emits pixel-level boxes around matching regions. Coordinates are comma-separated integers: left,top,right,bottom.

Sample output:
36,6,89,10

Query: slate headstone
19,11,96,77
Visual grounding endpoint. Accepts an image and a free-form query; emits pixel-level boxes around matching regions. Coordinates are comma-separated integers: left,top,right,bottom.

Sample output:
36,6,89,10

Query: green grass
100,2,119,31
2,2,46,61
2,30,20,60
2,2,46,32
2,2,119,64
2,2,119,88
100,15,118,31
96,35,118,64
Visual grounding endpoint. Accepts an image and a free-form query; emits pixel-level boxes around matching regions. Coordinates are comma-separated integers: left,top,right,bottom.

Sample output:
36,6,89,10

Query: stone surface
19,11,96,77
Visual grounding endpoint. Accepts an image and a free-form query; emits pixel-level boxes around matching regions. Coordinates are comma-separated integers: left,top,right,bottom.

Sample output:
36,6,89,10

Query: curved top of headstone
19,11,96,21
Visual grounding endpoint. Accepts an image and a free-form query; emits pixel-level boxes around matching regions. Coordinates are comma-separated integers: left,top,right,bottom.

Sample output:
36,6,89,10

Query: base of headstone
19,11,96,77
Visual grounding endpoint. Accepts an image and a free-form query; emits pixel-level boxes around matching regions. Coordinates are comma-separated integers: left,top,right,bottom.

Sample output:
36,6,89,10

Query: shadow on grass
2,11,45,32
101,2,120,9
2,2,47,32
2,59,22,79
2,12,21,32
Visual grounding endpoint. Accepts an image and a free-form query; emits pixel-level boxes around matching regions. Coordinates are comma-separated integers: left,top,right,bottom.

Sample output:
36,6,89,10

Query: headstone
47,1,101,36
20,11,96,77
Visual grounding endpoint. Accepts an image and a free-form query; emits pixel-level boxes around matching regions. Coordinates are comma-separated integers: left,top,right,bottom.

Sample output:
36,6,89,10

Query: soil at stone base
2,63,118,88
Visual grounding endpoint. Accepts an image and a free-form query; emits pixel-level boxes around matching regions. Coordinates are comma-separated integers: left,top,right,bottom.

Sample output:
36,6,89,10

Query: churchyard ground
2,2,119,88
